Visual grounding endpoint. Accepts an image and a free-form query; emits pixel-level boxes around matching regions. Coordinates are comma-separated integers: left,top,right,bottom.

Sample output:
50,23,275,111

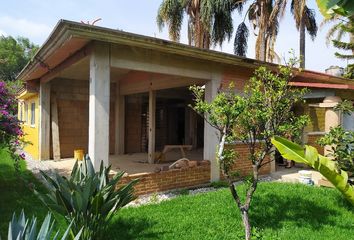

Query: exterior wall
117,165,211,195
221,143,271,179
18,94,40,159
306,133,325,155
51,78,116,158
125,95,143,153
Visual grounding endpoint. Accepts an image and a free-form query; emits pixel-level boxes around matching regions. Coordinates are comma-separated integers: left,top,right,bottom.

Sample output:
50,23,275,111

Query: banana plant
7,210,82,240
271,136,354,205
35,156,138,240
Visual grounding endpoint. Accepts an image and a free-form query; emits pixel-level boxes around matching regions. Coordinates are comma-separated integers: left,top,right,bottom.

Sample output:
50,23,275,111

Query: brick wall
117,165,211,195
219,143,271,180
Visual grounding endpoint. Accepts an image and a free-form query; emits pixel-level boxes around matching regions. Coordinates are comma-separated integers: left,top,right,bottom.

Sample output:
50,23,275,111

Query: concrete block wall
51,78,116,158
125,95,143,153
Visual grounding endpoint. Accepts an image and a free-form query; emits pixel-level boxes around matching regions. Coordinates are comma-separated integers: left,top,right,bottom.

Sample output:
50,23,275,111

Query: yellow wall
18,94,39,160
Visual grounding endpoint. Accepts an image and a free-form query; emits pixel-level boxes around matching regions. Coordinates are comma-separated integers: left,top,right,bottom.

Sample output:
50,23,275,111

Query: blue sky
0,0,351,72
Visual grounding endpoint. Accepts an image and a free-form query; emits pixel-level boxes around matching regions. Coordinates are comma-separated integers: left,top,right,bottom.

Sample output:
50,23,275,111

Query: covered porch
38,41,220,181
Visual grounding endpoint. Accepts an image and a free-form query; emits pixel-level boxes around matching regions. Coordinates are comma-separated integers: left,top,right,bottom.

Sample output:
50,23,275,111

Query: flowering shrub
0,80,24,169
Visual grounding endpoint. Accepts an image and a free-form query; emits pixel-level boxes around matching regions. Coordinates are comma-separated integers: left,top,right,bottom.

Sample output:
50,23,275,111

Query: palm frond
156,0,184,41
303,6,318,41
234,22,249,57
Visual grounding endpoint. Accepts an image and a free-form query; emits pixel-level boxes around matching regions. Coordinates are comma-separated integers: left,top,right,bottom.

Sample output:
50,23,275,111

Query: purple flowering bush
0,80,24,169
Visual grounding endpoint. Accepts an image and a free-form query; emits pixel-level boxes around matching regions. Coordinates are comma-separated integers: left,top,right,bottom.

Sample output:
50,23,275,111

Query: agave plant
272,136,354,205
7,210,81,240
35,156,138,240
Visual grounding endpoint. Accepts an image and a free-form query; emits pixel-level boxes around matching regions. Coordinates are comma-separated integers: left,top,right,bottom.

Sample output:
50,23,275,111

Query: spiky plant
35,156,138,240
7,210,82,240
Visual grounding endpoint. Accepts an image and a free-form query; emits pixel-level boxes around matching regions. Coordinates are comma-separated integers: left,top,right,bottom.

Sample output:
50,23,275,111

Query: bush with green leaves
35,156,138,240
7,210,81,240
317,100,354,173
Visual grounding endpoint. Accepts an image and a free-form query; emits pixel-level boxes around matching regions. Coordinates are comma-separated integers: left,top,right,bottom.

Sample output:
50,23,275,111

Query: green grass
108,183,354,240
0,149,63,238
1,149,354,239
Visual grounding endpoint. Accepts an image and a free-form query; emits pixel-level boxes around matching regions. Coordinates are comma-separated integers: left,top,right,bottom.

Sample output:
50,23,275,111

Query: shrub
7,210,82,240
35,156,138,240
0,80,24,169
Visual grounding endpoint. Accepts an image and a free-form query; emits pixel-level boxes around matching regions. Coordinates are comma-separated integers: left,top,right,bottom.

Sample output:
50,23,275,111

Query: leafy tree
190,58,308,240
316,0,354,18
290,0,318,68
317,0,354,78
156,0,244,49
234,0,287,62
0,36,38,82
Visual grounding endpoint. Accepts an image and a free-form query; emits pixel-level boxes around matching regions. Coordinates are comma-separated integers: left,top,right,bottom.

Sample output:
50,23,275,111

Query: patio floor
43,148,204,176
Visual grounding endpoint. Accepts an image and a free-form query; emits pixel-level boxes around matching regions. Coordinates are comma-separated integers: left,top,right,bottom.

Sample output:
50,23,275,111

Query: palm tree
156,0,244,49
290,0,318,69
234,0,287,62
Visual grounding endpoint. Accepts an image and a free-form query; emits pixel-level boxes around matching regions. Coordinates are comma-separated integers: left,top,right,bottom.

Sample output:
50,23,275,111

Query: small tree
190,59,308,240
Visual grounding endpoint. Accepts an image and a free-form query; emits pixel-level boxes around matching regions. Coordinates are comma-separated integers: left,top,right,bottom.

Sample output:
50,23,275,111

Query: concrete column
204,74,221,182
148,89,156,163
323,96,342,155
39,82,51,160
89,43,110,170
114,81,125,155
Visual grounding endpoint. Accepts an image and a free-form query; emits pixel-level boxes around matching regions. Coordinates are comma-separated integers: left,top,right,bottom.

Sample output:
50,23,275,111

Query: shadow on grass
250,192,342,230
107,217,165,240
0,160,52,237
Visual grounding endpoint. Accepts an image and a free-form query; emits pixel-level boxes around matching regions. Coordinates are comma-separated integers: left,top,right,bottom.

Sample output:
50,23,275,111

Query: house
17,20,354,195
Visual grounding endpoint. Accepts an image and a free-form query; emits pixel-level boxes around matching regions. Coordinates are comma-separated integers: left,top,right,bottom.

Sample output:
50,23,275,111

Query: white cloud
0,16,51,43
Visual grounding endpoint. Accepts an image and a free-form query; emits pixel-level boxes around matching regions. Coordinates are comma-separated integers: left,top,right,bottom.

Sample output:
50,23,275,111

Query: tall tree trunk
299,17,306,69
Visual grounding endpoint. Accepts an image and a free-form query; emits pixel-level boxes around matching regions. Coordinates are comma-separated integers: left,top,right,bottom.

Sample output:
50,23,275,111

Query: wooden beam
40,44,92,83
39,82,51,160
51,93,61,161
114,81,125,154
148,89,156,164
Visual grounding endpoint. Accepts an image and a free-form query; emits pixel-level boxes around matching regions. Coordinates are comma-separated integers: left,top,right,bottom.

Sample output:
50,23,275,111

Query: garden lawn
1,150,354,240
109,183,354,240
0,148,64,238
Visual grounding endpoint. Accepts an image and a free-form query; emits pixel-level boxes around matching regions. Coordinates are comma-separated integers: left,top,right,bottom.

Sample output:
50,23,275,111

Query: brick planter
117,165,211,195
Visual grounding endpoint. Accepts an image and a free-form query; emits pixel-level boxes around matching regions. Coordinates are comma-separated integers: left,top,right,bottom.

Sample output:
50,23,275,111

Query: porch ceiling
56,57,131,81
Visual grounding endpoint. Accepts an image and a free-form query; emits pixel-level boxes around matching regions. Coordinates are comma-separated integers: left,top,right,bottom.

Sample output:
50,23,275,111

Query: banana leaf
271,136,354,205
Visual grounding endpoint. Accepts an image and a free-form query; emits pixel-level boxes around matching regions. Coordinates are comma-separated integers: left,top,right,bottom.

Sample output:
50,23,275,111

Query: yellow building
17,90,39,160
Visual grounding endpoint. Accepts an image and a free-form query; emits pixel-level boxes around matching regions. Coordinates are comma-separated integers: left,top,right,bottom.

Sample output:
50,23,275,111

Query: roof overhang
17,19,354,88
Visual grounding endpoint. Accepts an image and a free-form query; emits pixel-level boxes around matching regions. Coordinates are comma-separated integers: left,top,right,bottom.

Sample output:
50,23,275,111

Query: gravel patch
23,152,56,181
